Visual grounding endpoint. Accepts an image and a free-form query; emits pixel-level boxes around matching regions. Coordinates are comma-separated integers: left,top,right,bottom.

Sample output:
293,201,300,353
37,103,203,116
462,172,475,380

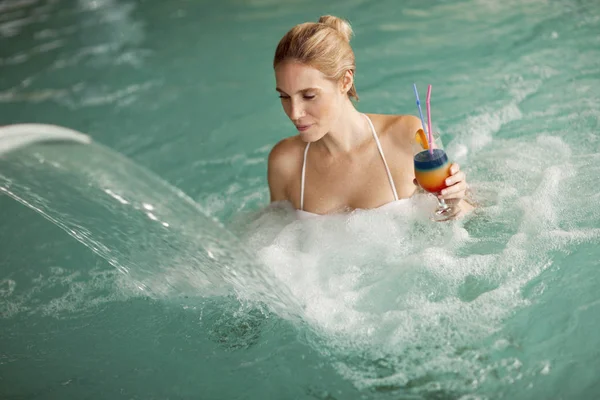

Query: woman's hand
413,163,469,201
438,163,468,203
413,163,475,218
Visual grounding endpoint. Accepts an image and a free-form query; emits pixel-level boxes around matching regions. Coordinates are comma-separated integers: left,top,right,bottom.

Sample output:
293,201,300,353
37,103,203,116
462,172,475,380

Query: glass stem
438,198,450,210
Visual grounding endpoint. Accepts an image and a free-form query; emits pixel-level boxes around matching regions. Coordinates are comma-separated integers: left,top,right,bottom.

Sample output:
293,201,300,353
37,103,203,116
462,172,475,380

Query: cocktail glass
413,129,459,221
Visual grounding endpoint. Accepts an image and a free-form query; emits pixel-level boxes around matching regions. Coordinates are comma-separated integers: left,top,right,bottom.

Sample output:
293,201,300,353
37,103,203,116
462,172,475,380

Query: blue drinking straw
412,83,429,139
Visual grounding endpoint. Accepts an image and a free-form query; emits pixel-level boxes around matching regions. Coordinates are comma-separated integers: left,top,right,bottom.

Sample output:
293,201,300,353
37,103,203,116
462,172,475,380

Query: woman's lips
296,124,312,132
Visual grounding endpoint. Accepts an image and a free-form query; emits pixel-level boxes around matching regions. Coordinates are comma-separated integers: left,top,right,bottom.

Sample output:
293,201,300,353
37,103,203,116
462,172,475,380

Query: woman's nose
289,100,305,120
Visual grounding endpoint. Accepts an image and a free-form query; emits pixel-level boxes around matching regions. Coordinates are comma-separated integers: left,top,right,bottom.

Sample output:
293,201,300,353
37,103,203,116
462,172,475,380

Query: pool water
1,0,600,398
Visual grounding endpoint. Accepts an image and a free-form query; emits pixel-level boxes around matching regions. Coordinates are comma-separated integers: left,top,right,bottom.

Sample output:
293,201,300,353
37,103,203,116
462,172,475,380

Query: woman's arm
267,137,300,203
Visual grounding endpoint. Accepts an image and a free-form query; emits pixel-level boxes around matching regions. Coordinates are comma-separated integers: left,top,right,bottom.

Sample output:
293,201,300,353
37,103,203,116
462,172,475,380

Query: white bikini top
298,113,405,218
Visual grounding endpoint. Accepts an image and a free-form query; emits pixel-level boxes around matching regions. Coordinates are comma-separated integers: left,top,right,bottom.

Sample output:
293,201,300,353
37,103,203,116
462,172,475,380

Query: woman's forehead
275,62,331,91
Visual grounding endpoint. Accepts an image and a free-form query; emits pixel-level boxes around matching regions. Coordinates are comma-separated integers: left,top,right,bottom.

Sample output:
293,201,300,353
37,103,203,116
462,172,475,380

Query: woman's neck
317,103,371,156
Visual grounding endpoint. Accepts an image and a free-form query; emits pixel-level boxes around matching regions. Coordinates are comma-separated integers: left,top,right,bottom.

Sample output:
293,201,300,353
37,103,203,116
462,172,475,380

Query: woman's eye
278,94,314,100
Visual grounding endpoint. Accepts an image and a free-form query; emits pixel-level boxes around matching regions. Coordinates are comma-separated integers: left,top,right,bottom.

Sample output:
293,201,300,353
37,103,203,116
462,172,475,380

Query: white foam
447,103,523,162
236,122,599,394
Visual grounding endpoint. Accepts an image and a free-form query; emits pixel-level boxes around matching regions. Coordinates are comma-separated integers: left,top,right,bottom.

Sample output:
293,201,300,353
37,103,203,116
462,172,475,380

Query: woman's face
275,61,347,142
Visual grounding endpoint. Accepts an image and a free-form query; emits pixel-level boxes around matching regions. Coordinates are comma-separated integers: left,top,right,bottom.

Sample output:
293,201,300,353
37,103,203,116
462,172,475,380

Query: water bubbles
234,115,600,396
540,361,551,375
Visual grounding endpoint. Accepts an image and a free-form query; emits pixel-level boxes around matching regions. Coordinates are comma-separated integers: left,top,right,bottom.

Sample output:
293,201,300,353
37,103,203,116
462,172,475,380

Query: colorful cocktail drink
412,130,458,221
414,148,450,194
411,83,460,220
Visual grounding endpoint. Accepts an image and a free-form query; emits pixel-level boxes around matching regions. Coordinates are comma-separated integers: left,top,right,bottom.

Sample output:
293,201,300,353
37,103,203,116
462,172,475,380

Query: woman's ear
340,70,354,94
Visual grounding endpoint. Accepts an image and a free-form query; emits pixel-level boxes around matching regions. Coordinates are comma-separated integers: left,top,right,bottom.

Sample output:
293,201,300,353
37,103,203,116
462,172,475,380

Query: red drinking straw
426,85,434,155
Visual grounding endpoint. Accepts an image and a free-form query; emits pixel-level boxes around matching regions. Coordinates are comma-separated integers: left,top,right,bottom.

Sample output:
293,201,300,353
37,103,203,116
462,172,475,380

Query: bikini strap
300,142,310,211
300,115,398,210
363,114,399,201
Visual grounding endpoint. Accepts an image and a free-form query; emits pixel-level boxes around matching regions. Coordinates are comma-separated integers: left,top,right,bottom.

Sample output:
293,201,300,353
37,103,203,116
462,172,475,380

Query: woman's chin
299,129,324,143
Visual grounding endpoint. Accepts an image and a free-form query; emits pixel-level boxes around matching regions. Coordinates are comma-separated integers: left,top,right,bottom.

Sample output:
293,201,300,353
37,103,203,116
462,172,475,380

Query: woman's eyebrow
275,87,320,94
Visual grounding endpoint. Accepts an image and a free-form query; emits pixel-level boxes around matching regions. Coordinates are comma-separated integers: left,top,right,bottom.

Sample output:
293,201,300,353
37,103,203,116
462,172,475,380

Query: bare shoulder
367,113,423,145
267,135,305,202
268,135,305,172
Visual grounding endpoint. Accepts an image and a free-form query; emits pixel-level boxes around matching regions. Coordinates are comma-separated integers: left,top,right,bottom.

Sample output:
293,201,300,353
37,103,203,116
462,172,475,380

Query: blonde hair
273,15,359,101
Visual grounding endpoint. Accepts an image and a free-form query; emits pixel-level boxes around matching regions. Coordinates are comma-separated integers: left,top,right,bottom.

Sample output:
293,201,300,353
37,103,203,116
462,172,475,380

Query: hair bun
318,15,353,43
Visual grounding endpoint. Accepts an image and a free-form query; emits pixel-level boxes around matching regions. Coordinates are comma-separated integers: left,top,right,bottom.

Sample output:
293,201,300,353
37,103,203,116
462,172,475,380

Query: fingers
444,171,465,188
439,166,467,200
439,182,467,200
450,163,460,175
414,162,469,200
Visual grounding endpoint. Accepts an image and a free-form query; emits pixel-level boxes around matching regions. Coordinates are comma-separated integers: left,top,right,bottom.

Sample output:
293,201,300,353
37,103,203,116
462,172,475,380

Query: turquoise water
2,0,600,398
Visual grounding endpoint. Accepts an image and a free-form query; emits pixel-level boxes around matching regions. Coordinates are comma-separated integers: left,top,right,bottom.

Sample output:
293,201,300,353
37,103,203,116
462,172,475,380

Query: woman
268,15,473,218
